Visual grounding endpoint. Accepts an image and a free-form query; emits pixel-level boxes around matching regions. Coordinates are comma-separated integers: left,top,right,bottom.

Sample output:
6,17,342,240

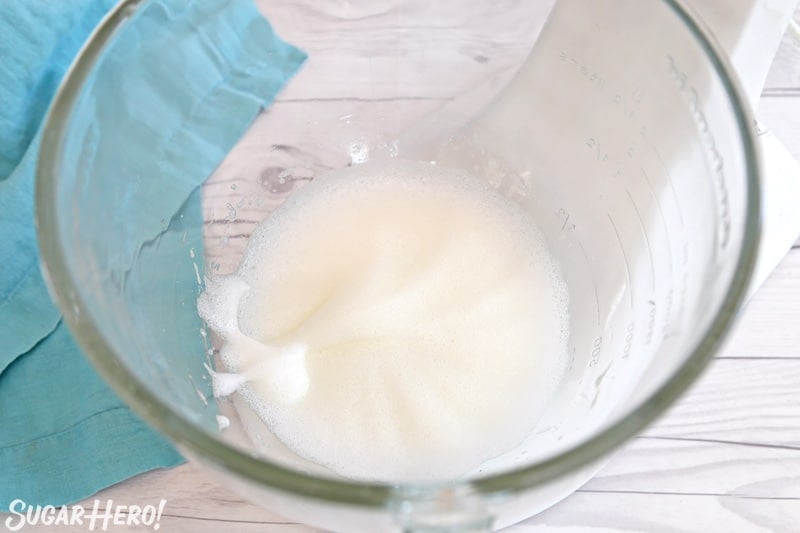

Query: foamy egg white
198,159,569,482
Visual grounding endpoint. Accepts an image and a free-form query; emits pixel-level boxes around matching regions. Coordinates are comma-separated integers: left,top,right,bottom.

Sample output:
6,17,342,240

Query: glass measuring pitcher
37,0,759,530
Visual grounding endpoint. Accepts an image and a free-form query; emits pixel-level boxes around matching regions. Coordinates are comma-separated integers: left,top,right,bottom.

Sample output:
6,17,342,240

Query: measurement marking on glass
641,167,674,274
578,241,602,326
652,146,685,227
625,188,656,291
607,213,634,308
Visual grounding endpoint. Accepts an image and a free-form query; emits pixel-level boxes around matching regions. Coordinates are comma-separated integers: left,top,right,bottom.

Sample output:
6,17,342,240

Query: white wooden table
16,3,800,532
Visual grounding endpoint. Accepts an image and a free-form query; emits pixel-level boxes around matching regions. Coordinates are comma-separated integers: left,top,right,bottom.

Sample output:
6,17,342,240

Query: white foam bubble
216,415,231,431
198,159,570,482
210,371,246,398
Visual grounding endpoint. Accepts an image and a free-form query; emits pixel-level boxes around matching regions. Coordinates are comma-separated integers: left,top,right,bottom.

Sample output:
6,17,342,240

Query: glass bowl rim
36,0,761,507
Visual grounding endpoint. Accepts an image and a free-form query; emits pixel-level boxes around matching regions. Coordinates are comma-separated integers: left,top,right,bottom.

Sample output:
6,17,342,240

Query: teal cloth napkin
0,0,305,509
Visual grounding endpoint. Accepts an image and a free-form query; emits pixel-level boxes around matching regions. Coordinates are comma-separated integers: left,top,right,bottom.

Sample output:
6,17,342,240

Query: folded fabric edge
0,0,118,181
0,135,62,373
0,267,61,377
0,407,183,511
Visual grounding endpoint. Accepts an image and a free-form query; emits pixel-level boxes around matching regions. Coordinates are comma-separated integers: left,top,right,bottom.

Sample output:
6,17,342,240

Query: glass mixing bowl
37,0,760,530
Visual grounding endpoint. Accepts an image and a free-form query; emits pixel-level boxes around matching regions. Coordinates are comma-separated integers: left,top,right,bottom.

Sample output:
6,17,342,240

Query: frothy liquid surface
198,160,569,482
